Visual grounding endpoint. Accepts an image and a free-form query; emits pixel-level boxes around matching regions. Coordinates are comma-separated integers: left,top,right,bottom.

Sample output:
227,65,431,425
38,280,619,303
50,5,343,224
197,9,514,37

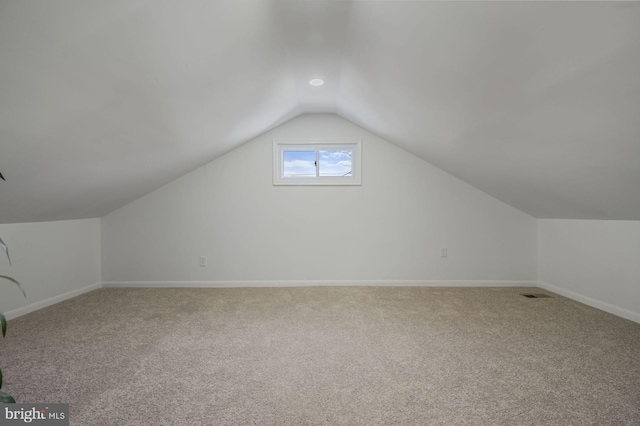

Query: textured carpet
1,287,639,425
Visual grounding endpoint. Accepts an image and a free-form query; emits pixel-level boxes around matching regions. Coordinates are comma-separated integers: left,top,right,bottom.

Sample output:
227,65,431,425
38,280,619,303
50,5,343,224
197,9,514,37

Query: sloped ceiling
1,0,639,223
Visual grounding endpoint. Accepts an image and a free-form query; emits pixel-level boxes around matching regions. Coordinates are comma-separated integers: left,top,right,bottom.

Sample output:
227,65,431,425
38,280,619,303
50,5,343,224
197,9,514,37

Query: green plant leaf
0,276,25,298
0,171,5,181
0,390,15,403
0,237,11,265
0,312,5,338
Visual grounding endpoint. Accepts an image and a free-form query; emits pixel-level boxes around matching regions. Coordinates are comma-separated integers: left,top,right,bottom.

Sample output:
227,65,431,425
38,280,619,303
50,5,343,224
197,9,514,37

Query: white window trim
273,139,362,186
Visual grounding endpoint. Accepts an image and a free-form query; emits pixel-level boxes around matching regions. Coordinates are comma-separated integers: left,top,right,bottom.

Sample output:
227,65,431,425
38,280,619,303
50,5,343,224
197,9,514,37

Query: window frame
272,139,362,186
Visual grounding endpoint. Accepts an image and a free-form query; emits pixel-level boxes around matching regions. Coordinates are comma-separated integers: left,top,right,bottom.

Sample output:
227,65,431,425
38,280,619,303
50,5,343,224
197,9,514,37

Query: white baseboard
102,280,538,288
538,281,640,324
4,282,102,320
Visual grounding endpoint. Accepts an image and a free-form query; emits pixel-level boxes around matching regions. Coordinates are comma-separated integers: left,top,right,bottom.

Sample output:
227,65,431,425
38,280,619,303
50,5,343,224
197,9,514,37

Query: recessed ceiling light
309,79,324,86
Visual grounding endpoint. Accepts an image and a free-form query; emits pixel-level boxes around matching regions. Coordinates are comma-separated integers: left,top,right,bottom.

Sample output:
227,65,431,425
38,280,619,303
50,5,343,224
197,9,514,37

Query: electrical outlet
440,248,447,258
199,256,207,267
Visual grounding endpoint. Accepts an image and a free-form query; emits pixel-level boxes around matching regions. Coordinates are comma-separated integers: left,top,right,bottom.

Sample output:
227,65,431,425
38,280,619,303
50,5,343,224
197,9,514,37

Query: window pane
283,151,316,177
319,150,352,177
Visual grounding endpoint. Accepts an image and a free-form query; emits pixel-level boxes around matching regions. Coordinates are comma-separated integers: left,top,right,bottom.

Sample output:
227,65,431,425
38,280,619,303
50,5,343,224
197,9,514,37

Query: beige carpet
1,287,639,425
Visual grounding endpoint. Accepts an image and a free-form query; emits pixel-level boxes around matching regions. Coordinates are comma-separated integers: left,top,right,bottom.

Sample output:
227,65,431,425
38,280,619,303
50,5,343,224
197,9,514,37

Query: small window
273,140,361,185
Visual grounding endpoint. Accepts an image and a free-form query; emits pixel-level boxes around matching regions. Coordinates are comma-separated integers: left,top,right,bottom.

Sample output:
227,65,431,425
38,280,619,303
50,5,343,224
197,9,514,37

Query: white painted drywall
538,219,640,323
101,114,537,285
0,218,101,318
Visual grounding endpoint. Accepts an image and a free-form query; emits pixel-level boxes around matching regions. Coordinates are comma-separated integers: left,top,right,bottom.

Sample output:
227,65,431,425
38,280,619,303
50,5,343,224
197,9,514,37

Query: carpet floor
1,286,639,425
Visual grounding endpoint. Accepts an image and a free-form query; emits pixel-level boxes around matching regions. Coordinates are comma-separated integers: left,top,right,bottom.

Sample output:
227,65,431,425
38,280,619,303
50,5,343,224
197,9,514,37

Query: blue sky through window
283,151,315,177
319,150,352,176
275,141,360,185
282,149,352,178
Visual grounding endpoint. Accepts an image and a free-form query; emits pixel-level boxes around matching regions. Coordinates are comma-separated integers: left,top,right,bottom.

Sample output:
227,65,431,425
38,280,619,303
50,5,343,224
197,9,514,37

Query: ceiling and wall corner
0,1,639,223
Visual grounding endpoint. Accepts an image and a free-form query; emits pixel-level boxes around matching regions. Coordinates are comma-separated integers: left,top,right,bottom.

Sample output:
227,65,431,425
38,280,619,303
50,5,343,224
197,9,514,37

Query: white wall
102,114,537,286
6,115,639,325
0,218,101,319
539,219,640,323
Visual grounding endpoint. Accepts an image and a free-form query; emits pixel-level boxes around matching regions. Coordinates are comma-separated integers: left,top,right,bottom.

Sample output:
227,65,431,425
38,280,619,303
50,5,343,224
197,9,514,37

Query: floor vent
521,294,551,299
